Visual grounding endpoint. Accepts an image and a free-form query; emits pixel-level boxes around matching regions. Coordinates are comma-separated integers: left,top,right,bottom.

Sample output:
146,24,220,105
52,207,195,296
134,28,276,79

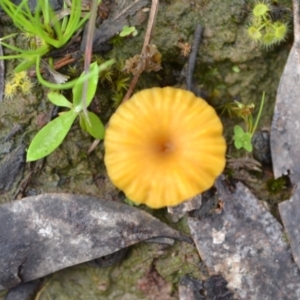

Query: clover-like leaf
79,111,105,140
48,91,73,108
26,110,78,161
233,126,253,152
234,139,243,149
243,138,253,152
233,125,245,138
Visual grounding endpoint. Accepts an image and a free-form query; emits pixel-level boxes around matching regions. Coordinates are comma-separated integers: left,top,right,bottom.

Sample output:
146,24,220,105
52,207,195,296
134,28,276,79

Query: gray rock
188,178,300,300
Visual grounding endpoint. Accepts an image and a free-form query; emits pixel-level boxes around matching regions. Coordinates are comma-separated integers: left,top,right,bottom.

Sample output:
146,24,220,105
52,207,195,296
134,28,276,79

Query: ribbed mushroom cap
104,87,226,209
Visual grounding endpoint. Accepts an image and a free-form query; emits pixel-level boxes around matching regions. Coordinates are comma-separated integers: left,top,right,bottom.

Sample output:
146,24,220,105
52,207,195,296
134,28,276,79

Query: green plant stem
0,33,18,41
35,56,115,89
247,115,253,134
251,91,265,136
35,56,91,89
0,42,49,57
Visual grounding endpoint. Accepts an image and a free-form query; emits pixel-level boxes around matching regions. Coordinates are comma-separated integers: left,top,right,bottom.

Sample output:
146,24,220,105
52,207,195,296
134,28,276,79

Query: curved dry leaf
270,0,300,275
0,193,189,290
270,0,300,184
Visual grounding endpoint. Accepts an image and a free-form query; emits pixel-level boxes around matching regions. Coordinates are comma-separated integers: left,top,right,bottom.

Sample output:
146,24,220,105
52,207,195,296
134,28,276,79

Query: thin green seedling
233,92,265,152
0,0,90,73
1,0,88,48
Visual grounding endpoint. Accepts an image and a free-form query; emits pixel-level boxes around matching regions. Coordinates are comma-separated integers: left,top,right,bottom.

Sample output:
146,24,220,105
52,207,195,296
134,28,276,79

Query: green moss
32,239,202,300
155,240,203,284
266,176,289,194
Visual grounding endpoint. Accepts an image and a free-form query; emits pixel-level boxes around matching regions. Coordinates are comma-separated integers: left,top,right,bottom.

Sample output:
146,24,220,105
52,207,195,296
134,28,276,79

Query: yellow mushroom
104,87,226,209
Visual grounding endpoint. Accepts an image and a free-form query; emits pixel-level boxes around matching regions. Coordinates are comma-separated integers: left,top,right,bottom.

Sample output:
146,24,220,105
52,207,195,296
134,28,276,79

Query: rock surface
188,178,300,300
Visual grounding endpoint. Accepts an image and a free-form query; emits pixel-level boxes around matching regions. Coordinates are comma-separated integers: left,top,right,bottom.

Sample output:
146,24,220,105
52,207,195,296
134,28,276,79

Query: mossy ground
0,0,294,298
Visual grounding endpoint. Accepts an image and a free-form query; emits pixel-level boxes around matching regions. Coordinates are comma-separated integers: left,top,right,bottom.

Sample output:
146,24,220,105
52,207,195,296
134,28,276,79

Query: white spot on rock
38,225,53,238
212,228,225,244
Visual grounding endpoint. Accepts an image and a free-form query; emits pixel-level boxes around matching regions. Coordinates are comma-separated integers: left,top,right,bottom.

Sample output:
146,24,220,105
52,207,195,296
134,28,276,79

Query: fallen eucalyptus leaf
188,177,300,300
269,0,300,273
0,193,189,290
270,0,300,184
0,41,4,102
279,186,300,270
86,247,130,268
4,280,42,300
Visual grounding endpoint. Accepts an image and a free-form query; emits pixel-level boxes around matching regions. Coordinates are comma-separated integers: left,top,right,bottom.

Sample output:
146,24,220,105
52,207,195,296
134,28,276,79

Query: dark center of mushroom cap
152,134,176,155
158,141,174,153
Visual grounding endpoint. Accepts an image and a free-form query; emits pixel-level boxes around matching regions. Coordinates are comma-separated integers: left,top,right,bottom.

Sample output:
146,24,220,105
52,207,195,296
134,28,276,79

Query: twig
122,0,159,103
186,24,203,92
53,55,75,70
293,0,300,47
122,71,141,103
81,0,98,123
142,0,159,53
0,41,4,101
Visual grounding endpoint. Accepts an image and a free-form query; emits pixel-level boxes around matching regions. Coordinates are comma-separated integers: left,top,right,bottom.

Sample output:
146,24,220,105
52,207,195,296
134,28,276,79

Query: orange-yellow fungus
104,87,226,209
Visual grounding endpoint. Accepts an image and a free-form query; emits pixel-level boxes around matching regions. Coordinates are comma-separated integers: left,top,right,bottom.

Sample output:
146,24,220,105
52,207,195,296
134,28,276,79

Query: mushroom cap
104,87,226,209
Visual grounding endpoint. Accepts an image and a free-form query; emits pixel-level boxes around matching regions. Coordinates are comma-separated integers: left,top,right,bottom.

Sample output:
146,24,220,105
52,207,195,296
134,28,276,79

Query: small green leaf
234,139,243,149
232,65,240,73
79,111,105,139
119,26,138,37
233,126,253,152
233,125,244,137
98,59,115,73
14,57,37,73
26,110,77,161
72,62,99,109
243,140,253,152
48,91,73,108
